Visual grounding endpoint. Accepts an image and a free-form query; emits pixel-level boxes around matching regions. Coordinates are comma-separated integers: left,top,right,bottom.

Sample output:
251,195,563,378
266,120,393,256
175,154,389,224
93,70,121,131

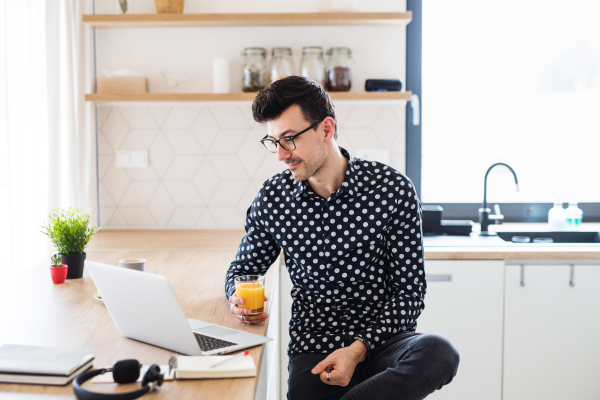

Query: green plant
51,254,62,266
119,0,127,13
41,207,100,256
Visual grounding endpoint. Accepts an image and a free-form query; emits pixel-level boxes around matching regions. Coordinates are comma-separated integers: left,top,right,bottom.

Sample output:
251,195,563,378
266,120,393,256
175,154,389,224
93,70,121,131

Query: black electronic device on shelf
422,205,474,236
365,79,403,92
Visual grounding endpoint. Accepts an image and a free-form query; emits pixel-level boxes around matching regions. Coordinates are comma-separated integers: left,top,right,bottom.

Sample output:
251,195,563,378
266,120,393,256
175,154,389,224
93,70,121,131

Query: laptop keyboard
194,333,237,352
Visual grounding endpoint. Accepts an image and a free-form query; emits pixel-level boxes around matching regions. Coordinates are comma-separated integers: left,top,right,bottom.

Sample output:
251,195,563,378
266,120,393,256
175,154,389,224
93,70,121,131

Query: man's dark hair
252,76,338,140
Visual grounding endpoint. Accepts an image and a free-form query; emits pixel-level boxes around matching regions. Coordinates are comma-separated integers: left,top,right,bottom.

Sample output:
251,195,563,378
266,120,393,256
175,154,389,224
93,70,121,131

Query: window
407,0,600,221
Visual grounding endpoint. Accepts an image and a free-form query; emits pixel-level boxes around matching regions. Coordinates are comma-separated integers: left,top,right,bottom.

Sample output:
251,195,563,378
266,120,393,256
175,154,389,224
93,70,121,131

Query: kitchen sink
496,231,600,243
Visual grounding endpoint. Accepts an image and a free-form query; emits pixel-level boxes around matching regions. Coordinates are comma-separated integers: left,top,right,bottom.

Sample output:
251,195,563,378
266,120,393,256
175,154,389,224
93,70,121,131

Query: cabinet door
504,265,600,400
416,261,504,400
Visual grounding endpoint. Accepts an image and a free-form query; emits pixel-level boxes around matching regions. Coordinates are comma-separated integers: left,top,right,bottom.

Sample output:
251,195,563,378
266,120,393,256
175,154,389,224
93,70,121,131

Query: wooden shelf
82,12,412,28
85,92,412,102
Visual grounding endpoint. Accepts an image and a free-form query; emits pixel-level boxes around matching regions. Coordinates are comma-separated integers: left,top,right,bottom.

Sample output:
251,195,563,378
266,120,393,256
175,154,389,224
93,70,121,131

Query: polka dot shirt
226,147,426,356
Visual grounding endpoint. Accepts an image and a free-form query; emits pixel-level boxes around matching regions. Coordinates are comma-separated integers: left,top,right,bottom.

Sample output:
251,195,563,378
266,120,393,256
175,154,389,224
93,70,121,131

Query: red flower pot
50,264,68,284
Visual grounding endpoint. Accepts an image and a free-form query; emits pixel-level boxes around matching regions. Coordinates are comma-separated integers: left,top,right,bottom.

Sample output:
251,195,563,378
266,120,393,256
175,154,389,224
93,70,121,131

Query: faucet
479,162,519,236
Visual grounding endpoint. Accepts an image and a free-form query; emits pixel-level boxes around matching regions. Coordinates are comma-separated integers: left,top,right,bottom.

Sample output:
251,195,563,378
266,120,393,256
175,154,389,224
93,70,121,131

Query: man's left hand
311,340,367,386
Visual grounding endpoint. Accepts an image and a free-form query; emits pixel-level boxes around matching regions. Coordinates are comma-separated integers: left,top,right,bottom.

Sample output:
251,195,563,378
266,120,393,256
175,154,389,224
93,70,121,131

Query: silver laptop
87,261,272,356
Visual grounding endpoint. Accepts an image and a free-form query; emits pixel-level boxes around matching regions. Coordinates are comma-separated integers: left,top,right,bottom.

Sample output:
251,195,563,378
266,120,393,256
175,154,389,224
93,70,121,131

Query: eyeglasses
260,120,321,153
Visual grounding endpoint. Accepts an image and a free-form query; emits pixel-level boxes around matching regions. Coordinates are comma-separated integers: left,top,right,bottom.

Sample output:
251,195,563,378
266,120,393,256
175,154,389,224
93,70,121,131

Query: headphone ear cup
112,359,141,384
142,364,163,387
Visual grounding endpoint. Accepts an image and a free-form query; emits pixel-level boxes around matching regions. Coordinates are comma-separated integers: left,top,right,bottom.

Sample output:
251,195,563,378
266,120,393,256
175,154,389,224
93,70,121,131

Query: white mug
119,258,146,272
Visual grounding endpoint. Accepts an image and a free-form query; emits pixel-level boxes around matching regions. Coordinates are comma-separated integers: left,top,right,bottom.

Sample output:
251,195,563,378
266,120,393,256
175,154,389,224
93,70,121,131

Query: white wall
95,0,408,229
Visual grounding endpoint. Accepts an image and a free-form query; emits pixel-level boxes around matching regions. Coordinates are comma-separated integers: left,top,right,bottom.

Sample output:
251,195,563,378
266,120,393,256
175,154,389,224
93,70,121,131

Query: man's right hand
229,291,268,324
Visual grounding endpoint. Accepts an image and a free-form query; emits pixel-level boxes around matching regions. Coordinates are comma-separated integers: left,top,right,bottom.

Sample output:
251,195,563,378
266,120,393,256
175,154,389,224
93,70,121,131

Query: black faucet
479,163,519,236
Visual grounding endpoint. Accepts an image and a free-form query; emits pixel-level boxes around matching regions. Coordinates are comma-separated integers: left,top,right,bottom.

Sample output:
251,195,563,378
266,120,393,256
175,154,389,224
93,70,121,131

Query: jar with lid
300,46,325,87
241,47,268,92
325,47,353,92
270,47,295,83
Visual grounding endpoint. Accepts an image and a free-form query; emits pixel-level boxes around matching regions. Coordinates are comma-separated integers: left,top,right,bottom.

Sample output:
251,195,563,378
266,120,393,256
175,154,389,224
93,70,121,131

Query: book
168,355,256,379
0,344,94,386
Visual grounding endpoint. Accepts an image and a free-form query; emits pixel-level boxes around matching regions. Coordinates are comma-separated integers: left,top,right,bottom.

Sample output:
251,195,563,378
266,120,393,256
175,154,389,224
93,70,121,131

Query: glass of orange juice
234,275,265,315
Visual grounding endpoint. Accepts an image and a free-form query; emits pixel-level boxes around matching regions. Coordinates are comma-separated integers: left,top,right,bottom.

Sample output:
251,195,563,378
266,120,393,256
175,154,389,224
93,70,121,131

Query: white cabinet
416,261,504,400
504,264,600,400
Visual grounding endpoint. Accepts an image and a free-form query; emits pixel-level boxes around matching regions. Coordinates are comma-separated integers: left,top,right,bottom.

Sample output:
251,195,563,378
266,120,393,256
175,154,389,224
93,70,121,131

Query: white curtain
0,0,96,297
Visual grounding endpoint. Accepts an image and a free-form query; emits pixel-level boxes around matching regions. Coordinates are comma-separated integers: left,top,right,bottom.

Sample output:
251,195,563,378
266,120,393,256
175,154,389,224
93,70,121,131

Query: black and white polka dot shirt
225,147,426,356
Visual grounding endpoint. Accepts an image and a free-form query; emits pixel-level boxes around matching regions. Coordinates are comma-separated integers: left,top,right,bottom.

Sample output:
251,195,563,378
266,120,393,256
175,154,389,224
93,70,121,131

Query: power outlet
115,150,148,168
356,149,390,165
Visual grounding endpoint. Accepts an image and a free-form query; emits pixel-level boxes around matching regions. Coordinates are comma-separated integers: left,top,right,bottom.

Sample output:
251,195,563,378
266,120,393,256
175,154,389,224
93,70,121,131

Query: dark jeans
287,332,459,400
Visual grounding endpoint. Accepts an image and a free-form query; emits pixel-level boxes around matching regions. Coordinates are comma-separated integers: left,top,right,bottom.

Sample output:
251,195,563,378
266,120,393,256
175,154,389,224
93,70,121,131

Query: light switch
115,150,148,168
356,149,390,165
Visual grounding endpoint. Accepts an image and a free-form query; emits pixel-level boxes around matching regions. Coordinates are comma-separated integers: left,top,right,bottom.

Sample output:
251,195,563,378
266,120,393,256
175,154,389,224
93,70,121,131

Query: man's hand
311,340,367,386
228,291,268,324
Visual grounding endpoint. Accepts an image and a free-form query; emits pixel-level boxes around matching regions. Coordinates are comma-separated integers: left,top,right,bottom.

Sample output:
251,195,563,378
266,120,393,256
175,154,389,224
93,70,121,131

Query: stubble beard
290,148,328,183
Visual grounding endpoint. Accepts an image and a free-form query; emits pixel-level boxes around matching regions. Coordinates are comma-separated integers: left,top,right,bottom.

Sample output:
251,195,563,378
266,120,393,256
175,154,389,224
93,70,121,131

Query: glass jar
300,46,326,87
241,47,268,92
270,47,295,83
325,47,353,92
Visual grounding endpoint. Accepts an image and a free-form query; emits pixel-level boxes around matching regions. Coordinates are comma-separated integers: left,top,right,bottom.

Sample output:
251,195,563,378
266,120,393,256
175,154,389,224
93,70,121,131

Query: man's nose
276,144,292,162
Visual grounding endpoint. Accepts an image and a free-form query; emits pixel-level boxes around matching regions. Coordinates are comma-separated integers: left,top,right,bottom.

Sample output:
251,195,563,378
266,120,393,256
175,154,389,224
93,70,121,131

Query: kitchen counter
91,224,600,261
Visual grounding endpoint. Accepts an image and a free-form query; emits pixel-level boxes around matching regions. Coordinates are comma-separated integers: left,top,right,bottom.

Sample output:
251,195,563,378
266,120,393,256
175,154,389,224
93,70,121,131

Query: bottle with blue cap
565,198,583,230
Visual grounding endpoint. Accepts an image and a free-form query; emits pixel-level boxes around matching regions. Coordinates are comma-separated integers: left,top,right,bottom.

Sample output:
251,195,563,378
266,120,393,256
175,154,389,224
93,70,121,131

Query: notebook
0,344,94,386
168,355,257,379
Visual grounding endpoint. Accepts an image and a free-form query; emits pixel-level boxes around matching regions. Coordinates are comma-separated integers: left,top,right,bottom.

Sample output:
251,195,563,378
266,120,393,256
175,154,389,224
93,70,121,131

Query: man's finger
229,295,245,305
231,306,250,316
311,357,332,375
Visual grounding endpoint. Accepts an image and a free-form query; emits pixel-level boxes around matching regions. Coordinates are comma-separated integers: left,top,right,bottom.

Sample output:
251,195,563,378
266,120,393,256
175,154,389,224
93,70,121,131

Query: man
225,76,459,400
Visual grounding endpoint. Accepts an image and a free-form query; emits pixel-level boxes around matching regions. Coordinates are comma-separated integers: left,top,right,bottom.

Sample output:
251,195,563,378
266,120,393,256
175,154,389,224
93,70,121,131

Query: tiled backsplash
98,103,406,229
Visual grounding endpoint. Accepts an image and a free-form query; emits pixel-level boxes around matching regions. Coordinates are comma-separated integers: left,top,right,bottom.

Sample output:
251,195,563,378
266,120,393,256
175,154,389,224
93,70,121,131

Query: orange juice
236,282,264,314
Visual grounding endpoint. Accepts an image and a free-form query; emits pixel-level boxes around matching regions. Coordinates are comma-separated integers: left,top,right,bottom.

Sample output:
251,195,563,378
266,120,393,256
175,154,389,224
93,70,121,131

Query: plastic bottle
548,198,567,230
565,198,583,230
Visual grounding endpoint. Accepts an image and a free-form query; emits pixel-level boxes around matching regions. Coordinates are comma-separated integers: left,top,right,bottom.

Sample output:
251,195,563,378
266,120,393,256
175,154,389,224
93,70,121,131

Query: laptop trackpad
196,325,239,337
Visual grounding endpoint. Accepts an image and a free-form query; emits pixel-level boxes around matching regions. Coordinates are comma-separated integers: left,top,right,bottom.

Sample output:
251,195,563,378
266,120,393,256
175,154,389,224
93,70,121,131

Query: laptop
86,261,272,356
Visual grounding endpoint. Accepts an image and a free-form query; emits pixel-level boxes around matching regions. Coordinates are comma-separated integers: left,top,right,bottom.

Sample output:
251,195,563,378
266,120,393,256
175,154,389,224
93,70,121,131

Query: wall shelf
82,12,412,28
85,91,412,102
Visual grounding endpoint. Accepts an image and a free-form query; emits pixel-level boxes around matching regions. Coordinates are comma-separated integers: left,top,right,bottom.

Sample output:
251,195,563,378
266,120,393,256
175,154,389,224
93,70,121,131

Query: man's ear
322,117,336,143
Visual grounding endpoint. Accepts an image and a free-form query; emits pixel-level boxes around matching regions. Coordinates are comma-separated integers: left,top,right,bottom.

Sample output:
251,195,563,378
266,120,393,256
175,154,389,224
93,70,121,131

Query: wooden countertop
89,227,600,261
0,248,278,399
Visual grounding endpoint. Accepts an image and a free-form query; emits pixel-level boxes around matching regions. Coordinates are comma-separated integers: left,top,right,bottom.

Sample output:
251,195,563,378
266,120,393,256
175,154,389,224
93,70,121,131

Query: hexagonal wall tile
99,206,116,227
373,107,402,148
118,107,158,129
196,210,218,229
208,129,247,155
253,156,286,183
207,155,249,180
97,106,112,127
209,181,249,207
125,166,160,181
163,156,203,181
192,108,219,152
120,130,159,150
101,109,130,151
120,207,157,227
164,182,203,206
149,133,175,178
343,105,384,128
162,106,201,129
108,209,128,227
333,104,353,128
98,131,114,155
209,207,245,229
119,182,159,206
148,106,171,127
342,128,383,151
237,133,267,179
148,184,176,227
238,104,256,127
251,125,268,141
102,163,131,204
168,207,205,228
98,155,114,180
209,105,249,129
163,130,203,154
99,183,115,207
192,160,221,204
236,181,262,216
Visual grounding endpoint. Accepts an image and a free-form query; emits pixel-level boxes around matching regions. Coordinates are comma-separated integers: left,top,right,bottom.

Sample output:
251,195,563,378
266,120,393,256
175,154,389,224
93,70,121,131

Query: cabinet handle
520,265,525,287
428,274,452,282
569,265,575,287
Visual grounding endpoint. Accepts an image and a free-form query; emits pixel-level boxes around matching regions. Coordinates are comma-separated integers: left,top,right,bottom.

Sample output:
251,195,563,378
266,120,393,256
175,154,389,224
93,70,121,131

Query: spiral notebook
168,355,257,379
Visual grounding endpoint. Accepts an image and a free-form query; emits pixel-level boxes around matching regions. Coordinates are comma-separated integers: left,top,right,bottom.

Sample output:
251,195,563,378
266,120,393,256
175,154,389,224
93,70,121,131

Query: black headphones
73,359,164,400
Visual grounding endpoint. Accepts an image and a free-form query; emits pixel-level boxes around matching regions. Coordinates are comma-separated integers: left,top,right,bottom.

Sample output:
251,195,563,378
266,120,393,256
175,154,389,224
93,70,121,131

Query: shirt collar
289,147,361,199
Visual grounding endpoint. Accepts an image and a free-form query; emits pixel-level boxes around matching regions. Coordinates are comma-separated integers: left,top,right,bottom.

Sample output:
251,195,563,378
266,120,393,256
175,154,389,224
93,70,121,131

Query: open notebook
91,355,256,383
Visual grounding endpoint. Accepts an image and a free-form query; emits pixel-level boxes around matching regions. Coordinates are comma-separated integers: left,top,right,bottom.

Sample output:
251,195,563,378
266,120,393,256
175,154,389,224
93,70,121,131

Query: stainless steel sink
496,231,600,243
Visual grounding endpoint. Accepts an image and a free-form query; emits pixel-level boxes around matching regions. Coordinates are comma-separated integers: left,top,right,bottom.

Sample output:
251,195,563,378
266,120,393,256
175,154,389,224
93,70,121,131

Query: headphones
73,359,164,400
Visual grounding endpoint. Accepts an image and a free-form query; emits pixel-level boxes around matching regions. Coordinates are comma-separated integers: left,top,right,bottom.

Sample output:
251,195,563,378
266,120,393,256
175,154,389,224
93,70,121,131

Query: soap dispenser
565,198,583,230
548,198,566,230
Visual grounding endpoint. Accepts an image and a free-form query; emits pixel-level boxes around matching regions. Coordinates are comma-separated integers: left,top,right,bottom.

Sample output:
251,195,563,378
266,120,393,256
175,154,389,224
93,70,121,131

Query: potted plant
49,254,68,284
41,207,100,279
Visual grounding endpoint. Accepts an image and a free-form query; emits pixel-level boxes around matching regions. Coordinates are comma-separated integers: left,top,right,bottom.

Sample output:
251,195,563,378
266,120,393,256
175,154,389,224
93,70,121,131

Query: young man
225,76,459,400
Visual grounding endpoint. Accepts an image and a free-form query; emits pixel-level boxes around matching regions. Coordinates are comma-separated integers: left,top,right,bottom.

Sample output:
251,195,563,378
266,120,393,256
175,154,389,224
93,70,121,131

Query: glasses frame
260,120,322,153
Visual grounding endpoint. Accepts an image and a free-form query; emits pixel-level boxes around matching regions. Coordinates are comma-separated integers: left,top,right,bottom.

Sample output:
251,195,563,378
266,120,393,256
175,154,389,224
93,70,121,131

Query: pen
210,351,249,369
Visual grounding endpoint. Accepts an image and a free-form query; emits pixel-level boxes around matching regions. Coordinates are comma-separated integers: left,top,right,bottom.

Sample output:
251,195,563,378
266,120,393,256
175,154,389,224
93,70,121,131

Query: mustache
285,158,302,165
